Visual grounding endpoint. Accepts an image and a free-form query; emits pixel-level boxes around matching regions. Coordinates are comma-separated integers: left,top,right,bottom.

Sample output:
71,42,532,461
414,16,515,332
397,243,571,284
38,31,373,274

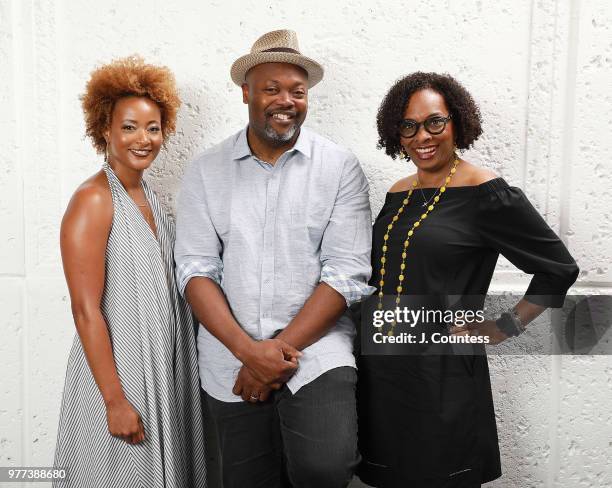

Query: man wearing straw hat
175,29,373,487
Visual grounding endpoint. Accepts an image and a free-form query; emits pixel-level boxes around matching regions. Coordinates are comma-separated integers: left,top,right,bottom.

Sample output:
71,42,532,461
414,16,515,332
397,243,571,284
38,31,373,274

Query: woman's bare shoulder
63,170,112,224
457,160,498,186
388,174,418,193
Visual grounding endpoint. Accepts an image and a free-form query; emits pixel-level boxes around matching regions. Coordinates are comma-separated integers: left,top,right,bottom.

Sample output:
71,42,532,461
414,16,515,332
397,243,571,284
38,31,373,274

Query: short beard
263,122,298,146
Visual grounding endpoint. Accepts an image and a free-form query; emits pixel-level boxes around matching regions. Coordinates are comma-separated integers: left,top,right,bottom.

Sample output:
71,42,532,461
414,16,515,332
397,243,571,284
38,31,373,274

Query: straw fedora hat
230,29,324,88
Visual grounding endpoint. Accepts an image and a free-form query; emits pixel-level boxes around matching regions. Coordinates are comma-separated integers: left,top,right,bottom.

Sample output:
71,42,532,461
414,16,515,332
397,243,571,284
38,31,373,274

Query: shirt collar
231,127,252,160
231,125,312,161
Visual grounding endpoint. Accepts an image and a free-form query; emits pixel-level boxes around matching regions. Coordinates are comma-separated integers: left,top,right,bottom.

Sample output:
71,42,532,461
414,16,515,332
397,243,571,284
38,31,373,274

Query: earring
451,144,461,161
400,148,411,161
104,144,109,163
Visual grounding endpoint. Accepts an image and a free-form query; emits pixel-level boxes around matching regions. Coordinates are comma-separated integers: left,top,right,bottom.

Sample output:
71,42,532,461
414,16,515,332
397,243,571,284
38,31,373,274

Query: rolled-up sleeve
174,158,223,296
320,154,376,306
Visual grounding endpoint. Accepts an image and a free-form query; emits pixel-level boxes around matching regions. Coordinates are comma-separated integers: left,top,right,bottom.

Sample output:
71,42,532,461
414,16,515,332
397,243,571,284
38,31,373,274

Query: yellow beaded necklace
377,157,461,335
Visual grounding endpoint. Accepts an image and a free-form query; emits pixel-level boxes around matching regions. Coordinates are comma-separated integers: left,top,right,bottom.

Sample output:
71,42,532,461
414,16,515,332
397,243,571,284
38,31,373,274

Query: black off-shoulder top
370,177,579,306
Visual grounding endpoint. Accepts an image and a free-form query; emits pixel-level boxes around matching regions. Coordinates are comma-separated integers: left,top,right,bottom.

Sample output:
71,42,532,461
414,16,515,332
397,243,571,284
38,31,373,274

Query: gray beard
263,122,298,145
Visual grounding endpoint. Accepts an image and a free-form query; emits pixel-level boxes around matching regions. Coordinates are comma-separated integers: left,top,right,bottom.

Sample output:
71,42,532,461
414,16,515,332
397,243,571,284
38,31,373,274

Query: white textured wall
1,0,611,487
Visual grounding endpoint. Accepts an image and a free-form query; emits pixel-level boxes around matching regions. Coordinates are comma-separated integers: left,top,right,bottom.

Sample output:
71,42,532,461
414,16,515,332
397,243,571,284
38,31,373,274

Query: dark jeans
205,366,359,488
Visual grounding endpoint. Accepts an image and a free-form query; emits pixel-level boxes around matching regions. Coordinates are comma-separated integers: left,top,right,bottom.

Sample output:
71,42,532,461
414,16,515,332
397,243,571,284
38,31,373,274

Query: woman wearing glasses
356,72,578,487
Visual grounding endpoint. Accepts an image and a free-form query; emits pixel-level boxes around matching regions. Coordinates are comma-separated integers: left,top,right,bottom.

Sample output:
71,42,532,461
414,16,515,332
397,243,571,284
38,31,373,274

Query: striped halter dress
53,164,207,487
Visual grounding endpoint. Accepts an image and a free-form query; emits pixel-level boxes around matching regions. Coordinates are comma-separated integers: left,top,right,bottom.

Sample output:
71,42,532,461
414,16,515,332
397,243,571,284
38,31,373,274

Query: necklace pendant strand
377,157,460,336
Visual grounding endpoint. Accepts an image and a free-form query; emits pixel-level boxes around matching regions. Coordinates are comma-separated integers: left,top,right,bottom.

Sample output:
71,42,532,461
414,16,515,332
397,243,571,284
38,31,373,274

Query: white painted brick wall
1,1,610,487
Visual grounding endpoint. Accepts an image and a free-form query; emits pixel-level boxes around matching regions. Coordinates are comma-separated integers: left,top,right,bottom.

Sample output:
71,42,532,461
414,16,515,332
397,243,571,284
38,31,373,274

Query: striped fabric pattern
53,164,206,487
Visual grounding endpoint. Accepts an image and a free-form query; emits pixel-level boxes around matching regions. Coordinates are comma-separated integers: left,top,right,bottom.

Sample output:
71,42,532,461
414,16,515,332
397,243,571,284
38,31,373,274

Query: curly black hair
376,72,483,159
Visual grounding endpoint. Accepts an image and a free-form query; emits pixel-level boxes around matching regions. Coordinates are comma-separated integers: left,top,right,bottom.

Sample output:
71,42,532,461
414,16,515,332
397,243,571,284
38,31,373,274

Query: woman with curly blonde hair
53,56,206,487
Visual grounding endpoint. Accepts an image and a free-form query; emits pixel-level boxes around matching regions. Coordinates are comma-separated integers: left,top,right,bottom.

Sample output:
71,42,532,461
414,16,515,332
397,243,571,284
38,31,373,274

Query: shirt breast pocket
290,200,330,247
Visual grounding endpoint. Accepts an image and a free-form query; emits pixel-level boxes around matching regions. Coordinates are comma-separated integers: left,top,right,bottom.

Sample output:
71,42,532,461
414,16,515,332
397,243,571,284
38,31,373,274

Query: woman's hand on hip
451,320,509,345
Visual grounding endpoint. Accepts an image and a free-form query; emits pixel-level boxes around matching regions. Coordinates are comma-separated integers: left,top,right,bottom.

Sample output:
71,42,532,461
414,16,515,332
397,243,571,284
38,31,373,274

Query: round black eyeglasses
398,115,452,138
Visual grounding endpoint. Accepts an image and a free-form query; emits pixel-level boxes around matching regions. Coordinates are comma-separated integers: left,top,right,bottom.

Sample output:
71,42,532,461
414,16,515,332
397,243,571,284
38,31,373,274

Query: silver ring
249,394,259,401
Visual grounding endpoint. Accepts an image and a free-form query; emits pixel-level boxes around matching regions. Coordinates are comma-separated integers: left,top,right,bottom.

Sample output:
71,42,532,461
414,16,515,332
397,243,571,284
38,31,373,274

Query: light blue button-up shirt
174,126,374,401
